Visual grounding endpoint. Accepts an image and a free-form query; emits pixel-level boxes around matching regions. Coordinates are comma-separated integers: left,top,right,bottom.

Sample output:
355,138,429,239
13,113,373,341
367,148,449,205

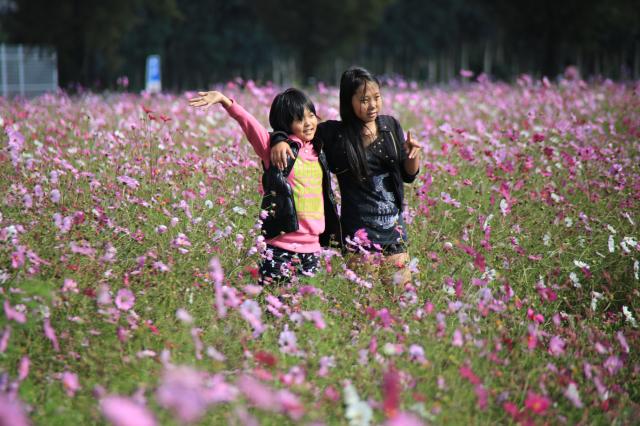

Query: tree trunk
483,41,492,76
428,57,436,84
634,42,639,80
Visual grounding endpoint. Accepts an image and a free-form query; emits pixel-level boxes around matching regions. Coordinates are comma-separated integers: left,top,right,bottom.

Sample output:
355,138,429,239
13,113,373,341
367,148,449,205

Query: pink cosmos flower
278,325,299,355
236,375,277,410
0,393,30,426
114,288,135,311
152,261,170,272
117,175,140,190
382,368,400,418
548,335,566,357
524,391,550,414
0,326,10,353
50,189,61,203
386,411,424,426
353,228,371,247
18,356,30,381
603,355,622,376
62,371,80,397
43,318,60,351
275,389,305,420
452,329,464,347
61,278,79,293
460,69,474,78
156,366,238,423
318,356,335,377
617,331,630,353
503,401,520,419
302,310,326,329
459,365,481,385
70,241,96,257
474,384,489,410
243,285,263,296
564,382,583,408
409,345,426,364
175,308,193,324
527,324,539,350
101,396,157,426
3,300,26,323
209,257,226,318
239,300,264,337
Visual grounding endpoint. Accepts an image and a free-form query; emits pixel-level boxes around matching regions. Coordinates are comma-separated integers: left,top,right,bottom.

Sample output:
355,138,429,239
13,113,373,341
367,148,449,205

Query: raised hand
270,141,294,170
404,131,422,160
188,91,231,109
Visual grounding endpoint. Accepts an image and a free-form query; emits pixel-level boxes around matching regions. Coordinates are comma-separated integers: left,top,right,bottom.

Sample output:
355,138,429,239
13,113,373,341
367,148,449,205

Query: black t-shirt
338,136,407,247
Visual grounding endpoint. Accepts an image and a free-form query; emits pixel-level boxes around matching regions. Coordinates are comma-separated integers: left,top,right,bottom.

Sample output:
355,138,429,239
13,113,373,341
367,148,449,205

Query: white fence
0,44,58,98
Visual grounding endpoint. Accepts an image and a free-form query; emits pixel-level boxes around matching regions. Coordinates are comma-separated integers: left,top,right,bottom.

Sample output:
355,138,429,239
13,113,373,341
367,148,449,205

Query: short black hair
269,88,316,134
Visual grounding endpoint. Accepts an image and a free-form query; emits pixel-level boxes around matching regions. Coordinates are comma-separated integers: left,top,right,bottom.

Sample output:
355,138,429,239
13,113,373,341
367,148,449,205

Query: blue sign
145,55,161,93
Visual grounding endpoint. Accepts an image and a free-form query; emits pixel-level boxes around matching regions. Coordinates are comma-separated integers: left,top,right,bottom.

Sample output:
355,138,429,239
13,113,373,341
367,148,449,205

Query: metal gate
0,44,58,98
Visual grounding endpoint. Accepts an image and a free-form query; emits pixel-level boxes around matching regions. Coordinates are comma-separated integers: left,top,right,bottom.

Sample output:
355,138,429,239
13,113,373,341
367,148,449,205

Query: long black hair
339,66,380,184
269,88,316,134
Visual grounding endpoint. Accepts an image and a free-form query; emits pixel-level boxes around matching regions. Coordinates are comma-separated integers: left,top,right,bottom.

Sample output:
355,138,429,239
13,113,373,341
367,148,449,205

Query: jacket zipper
389,131,399,160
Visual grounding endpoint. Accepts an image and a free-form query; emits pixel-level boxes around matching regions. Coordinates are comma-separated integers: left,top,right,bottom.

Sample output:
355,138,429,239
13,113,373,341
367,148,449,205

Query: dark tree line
1,0,638,90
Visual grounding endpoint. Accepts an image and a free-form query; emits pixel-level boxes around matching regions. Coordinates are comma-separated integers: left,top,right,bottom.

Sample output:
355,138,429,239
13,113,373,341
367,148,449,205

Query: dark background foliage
1,0,638,89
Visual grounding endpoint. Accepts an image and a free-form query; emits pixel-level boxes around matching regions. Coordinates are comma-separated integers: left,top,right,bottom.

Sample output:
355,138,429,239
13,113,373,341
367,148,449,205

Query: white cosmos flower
499,199,509,215
346,401,373,426
591,292,604,311
620,241,630,253
564,382,584,408
569,272,581,288
565,217,573,227
442,284,455,296
543,233,551,246
622,212,635,226
606,224,617,234
343,383,372,426
608,235,615,253
574,260,589,269
622,306,637,328
483,214,494,230
232,206,246,215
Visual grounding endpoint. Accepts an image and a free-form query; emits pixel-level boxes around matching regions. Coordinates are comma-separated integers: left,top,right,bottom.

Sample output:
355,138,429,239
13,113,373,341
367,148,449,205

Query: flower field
1,76,639,425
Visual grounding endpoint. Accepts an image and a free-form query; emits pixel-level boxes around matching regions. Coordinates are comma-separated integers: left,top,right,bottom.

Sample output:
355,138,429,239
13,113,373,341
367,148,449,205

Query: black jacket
271,115,418,215
260,138,342,248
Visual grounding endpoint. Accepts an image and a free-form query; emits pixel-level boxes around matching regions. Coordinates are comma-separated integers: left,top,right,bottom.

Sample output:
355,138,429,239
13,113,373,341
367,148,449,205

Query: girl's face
351,81,382,124
290,108,318,141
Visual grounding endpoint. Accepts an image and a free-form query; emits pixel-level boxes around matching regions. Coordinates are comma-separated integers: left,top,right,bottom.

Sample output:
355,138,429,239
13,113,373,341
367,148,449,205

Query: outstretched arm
189,91,271,164
188,91,232,109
